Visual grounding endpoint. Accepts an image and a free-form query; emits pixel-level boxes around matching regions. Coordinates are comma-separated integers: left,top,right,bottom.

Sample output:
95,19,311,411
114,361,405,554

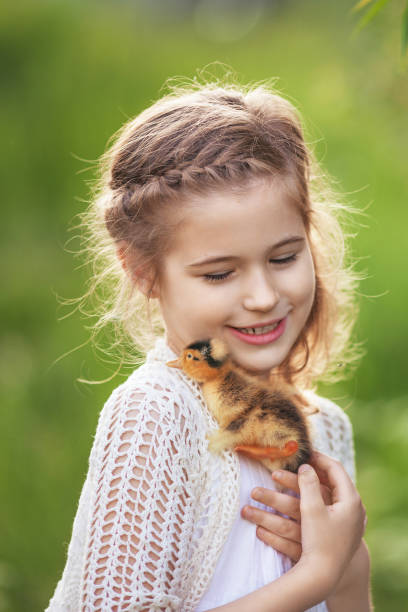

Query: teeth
239,322,280,335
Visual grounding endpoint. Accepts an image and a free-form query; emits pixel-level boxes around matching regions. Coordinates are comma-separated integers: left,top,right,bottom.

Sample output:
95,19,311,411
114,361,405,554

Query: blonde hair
80,77,362,387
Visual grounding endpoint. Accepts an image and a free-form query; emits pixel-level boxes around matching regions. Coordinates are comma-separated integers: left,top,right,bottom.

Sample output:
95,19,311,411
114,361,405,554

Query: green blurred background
1,0,407,610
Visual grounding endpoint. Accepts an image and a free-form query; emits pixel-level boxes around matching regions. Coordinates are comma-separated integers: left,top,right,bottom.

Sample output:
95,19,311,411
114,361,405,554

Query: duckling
167,338,314,473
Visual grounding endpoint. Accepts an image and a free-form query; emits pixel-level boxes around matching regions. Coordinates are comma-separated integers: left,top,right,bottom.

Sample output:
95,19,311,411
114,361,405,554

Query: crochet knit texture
46,338,355,611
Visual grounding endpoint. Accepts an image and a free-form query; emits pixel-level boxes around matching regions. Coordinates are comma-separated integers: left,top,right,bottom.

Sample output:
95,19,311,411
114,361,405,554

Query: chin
235,356,278,377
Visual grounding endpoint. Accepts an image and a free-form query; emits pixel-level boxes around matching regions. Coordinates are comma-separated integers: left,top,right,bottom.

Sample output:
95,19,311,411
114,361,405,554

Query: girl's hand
241,462,332,562
215,451,368,610
242,451,367,593
296,452,366,581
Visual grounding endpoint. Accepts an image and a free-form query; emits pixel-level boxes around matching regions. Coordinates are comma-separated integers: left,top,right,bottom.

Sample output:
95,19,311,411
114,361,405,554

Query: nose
242,268,280,312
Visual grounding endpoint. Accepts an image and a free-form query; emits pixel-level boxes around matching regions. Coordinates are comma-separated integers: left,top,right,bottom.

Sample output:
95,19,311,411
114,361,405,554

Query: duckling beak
166,358,182,369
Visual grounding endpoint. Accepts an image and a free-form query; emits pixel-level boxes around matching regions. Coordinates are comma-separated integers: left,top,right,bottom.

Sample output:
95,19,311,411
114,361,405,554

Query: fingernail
242,506,253,519
298,464,313,473
272,470,283,480
251,488,261,500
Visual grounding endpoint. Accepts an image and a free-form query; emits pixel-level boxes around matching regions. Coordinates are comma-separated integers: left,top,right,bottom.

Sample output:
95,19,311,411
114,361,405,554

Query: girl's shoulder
304,390,356,481
98,337,206,431
90,338,209,467
304,390,353,431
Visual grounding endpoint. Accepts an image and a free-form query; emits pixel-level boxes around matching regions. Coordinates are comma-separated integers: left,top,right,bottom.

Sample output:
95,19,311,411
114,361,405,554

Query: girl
47,79,371,611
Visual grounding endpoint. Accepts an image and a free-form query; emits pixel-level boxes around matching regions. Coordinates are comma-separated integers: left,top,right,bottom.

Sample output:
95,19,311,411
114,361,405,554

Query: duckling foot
234,440,299,460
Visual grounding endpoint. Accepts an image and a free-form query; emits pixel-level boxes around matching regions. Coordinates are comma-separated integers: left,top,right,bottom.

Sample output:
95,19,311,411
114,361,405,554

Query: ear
116,243,160,299
135,273,160,299
116,244,129,274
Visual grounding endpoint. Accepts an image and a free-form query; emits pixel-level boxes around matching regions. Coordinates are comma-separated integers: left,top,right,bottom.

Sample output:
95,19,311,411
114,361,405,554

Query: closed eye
270,253,298,265
203,271,232,282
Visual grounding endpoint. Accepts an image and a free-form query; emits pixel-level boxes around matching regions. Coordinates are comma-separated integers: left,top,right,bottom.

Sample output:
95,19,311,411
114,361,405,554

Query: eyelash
273,253,298,265
204,271,232,282
203,254,298,282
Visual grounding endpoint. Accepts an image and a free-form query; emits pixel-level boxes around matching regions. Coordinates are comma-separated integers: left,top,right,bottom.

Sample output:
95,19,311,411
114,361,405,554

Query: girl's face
156,177,316,378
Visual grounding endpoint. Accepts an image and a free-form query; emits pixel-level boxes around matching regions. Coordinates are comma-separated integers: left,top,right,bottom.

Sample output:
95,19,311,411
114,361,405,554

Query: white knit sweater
46,337,355,611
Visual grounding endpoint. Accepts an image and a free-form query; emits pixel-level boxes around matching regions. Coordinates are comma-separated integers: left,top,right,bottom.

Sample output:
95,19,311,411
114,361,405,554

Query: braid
103,85,311,244
105,157,282,242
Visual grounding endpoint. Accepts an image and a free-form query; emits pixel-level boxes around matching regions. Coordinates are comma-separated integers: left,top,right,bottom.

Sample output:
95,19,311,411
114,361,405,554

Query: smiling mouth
236,322,281,335
228,317,287,345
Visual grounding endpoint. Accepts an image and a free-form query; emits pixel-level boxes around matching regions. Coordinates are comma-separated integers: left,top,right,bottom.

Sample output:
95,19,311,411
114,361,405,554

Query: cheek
159,269,228,323
288,257,316,310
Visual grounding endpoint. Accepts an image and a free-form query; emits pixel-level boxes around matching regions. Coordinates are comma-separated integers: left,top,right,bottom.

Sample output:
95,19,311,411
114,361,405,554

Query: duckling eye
186,352,193,360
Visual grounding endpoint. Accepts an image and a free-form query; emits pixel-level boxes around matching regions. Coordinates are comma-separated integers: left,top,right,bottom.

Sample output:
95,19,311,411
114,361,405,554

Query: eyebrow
186,236,305,268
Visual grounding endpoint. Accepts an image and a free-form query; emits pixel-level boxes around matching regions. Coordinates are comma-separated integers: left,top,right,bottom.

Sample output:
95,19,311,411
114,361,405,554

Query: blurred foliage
352,0,408,56
1,0,407,610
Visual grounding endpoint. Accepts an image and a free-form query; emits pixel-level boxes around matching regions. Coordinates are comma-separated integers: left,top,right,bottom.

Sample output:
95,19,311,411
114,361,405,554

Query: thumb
298,464,325,513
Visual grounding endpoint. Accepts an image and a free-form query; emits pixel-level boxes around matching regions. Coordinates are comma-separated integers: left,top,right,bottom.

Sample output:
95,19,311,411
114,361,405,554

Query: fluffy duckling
167,338,314,472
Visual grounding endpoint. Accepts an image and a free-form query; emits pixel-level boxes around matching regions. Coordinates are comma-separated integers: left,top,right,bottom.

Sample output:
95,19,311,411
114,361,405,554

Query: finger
256,527,302,562
272,466,330,506
241,506,301,543
251,487,300,521
320,483,332,505
310,451,356,502
271,469,300,495
359,503,368,538
298,464,325,513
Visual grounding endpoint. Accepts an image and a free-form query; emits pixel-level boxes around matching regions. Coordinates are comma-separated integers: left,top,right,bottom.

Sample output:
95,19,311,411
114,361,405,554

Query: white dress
196,455,327,611
46,337,355,611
